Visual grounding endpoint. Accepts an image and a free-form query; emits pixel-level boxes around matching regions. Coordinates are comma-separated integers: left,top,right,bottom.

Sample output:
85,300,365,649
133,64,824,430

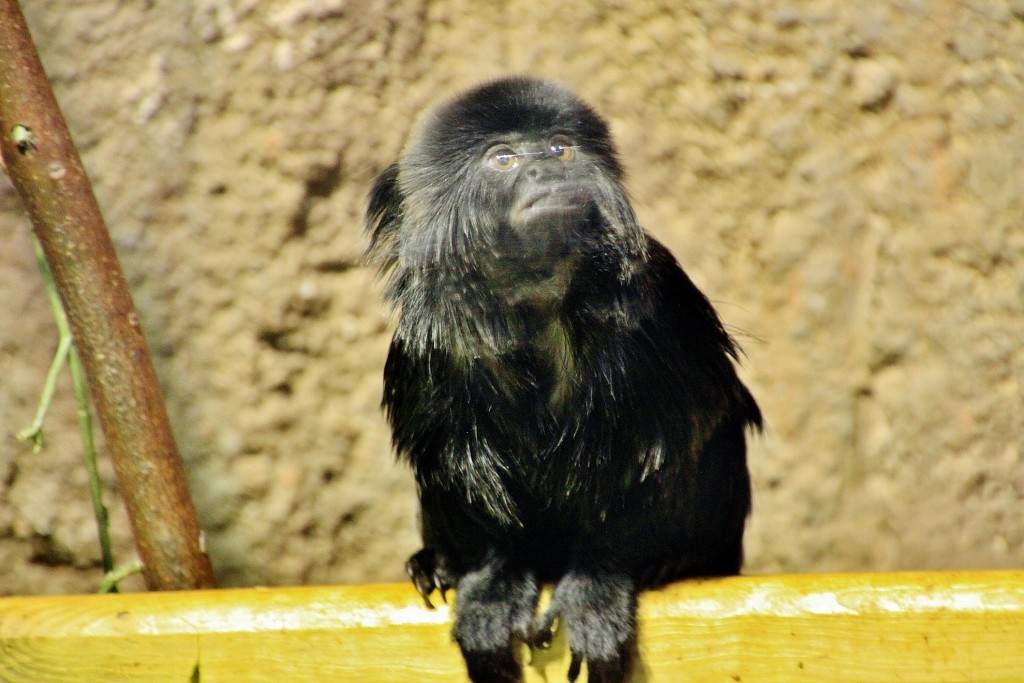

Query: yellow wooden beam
1,572,1022,682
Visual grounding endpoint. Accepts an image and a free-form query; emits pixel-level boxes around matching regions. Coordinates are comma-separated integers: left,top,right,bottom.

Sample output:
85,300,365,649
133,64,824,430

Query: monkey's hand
532,569,637,683
452,557,539,683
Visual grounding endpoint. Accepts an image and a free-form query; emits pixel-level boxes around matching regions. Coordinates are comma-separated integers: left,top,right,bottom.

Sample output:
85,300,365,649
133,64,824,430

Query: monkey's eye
486,145,520,171
548,135,577,161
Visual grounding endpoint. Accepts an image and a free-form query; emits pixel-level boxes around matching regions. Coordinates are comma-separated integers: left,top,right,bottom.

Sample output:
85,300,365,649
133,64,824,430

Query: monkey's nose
524,159,564,181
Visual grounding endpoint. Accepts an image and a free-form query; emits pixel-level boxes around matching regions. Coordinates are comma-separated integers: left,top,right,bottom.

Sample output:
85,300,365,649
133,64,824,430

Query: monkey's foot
453,559,539,683
534,571,637,683
405,549,451,608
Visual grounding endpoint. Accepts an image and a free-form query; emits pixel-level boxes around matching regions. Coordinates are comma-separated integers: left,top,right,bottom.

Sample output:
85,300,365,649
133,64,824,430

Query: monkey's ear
365,163,403,265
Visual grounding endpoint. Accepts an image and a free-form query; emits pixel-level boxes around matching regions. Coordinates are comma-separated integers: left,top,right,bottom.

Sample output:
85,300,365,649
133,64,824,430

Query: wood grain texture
1,572,1023,682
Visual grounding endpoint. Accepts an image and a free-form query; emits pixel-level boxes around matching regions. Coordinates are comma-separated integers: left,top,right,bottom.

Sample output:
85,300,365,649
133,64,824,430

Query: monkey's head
367,77,648,349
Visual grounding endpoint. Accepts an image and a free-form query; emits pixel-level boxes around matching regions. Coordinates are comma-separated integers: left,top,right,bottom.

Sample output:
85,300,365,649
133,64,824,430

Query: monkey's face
481,132,599,299
388,78,645,313
399,128,607,310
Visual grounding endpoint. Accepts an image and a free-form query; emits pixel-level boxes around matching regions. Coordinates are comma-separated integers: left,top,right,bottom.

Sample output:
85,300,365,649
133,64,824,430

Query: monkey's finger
567,650,584,682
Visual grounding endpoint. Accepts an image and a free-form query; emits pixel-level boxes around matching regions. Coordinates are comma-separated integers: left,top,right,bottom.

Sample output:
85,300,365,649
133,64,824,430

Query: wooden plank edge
1,571,1022,682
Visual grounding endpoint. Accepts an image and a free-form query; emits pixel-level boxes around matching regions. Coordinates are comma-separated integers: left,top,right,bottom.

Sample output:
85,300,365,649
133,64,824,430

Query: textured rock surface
1,1,1021,595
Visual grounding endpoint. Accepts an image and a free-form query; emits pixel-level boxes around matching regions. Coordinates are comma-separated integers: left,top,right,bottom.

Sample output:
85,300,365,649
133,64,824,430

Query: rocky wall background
0,0,1021,595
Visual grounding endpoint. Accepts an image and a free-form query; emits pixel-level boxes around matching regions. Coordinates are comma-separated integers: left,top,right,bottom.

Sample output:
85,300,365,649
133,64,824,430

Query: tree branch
0,0,214,590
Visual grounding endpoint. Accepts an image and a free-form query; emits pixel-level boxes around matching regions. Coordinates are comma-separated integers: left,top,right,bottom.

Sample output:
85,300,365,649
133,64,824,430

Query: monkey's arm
527,237,760,682
385,340,543,681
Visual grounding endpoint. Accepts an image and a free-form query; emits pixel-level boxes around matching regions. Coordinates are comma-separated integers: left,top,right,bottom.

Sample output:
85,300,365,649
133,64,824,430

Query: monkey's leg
533,568,637,683
452,554,539,683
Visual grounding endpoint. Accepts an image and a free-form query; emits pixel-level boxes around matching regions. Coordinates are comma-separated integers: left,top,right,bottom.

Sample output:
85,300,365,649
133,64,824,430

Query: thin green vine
99,560,145,594
17,236,120,588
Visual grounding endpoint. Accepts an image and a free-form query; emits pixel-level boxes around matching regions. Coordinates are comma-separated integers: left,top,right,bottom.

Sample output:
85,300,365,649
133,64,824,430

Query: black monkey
366,76,761,683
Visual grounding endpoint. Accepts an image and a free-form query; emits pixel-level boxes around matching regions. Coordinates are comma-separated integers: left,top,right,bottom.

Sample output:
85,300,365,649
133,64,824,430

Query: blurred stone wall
0,0,1021,594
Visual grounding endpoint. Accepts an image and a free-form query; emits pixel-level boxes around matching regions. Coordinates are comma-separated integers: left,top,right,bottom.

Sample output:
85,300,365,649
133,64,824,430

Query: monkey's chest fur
383,255,749,583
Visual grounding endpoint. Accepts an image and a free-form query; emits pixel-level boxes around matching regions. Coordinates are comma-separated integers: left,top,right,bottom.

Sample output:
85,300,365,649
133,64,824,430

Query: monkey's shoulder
568,235,738,360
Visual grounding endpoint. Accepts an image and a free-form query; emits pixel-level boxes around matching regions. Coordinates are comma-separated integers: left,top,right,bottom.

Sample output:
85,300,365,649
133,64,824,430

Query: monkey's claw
406,549,448,608
530,607,559,650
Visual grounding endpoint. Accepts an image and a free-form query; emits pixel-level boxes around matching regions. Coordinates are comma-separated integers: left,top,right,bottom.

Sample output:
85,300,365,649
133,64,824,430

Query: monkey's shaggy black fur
366,76,761,683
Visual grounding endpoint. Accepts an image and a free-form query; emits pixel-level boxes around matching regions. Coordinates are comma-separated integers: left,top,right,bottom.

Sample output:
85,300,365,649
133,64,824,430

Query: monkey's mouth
512,187,588,226
505,189,585,261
